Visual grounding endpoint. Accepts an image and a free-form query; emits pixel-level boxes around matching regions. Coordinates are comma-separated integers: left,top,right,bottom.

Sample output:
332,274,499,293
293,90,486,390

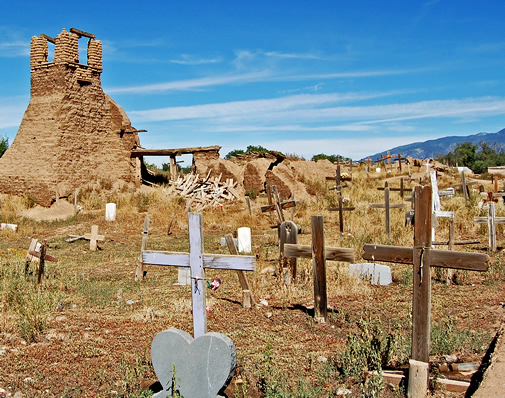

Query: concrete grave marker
151,329,236,398
349,263,392,286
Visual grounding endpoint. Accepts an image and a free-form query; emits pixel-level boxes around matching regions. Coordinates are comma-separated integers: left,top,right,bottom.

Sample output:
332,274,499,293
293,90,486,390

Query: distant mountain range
365,128,505,161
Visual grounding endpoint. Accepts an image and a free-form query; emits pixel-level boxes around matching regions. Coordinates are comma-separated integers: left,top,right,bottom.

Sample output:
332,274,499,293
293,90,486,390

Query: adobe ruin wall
0,28,142,206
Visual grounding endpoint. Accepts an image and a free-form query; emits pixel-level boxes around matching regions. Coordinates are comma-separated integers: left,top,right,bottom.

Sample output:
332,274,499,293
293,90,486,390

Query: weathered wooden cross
284,215,355,322
474,201,505,252
363,186,488,396
369,182,407,237
27,239,58,284
67,225,105,251
452,171,477,203
261,184,296,227
377,178,409,199
142,212,255,338
326,163,355,234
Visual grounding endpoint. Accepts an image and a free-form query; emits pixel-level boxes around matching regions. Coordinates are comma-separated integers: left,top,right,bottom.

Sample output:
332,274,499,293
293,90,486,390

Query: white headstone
0,223,17,231
237,227,252,253
349,263,392,286
375,167,381,173
105,203,116,221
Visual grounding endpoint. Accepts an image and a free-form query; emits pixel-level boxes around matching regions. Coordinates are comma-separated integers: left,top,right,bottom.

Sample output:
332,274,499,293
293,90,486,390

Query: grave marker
474,201,505,251
284,215,355,322
261,184,296,227
224,234,255,308
363,185,488,396
28,240,58,284
326,163,355,234
279,220,299,284
142,212,255,338
452,171,477,203
67,225,105,251
369,182,407,237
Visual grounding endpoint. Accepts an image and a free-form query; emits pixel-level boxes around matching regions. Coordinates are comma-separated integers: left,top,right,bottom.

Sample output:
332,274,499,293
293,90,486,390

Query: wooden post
170,155,177,181
225,234,255,308
135,215,150,281
142,213,255,338
312,216,327,322
37,241,47,284
25,238,39,274
245,195,252,217
167,212,176,235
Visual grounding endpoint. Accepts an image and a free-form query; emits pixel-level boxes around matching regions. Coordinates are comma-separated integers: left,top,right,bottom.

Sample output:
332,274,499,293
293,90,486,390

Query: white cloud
170,54,222,65
0,40,29,57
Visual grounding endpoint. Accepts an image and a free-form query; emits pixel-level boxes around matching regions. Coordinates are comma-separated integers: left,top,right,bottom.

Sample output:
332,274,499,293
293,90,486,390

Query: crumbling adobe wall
0,28,141,206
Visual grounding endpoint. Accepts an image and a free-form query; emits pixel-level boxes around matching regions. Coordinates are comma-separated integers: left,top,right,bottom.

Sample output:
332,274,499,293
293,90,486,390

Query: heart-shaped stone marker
151,328,237,398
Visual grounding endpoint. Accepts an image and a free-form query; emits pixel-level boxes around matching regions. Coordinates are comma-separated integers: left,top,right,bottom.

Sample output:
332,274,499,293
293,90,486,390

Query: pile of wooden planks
168,172,241,211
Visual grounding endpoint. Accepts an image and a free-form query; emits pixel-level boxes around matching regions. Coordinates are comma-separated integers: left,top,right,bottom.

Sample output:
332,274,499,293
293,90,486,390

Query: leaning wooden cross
474,201,505,252
284,215,355,322
363,185,488,397
28,240,58,284
142,212,255,338
261,184,296,227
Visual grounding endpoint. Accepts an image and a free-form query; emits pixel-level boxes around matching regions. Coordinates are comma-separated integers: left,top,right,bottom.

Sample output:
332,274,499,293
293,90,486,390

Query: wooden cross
261,184,296,227
142,213,255,338
28,240,58,284
474,201,505,252
369,182,407,236
396,153,405,173
363,186,488,396
452,171,477,203
377,178,408,199
326,163,355,234
283,215,355,322
67,225,105,251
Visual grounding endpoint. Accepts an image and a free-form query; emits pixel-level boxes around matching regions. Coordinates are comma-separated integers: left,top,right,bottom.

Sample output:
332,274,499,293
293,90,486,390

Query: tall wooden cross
326,163,354,234
142,213,255,338
283,215,355,322
279,220,299,284
474,201,505,252
363,186,488,395
369,182,407,237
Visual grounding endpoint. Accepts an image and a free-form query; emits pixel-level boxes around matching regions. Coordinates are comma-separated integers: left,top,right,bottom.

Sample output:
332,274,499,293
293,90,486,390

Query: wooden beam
131,146,221,157
284,244,355,262
40,33,55,43
70,27,96,39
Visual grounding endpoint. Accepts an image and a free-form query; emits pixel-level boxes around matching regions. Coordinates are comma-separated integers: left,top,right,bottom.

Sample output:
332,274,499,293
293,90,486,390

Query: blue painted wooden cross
142,212,255,338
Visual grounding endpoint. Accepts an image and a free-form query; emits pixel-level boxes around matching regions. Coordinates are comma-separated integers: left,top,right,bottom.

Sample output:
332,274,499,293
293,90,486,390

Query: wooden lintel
113,129,147,134
40,34,55,43
70,27,96,39
284,244,355,262
131,145,221,157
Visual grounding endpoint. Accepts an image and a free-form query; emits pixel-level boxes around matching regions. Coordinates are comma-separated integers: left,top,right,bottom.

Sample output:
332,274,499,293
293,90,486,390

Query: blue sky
1,1,505,165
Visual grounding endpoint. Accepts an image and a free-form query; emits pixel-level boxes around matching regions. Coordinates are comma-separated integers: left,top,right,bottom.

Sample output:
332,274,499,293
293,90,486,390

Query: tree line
436,142,505,174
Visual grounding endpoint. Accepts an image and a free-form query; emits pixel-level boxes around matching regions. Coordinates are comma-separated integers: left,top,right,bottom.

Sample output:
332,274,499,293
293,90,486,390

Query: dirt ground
1,165,505,397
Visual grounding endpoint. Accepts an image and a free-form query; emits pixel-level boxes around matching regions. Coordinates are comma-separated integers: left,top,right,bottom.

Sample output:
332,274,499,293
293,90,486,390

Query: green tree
0,136,8,157
311,153,351,163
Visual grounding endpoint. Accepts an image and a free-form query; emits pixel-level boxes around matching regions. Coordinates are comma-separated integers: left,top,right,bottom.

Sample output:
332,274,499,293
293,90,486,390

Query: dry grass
0,164,504,397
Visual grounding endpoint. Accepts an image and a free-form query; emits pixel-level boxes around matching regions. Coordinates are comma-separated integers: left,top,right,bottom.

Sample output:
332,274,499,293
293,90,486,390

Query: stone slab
151,328,237,398
349,262,392,286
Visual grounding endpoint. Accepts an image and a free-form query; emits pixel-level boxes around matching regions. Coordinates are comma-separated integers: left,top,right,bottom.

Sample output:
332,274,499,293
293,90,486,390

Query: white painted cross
142,213,255,338
84,225,105,251
474,201,505,251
